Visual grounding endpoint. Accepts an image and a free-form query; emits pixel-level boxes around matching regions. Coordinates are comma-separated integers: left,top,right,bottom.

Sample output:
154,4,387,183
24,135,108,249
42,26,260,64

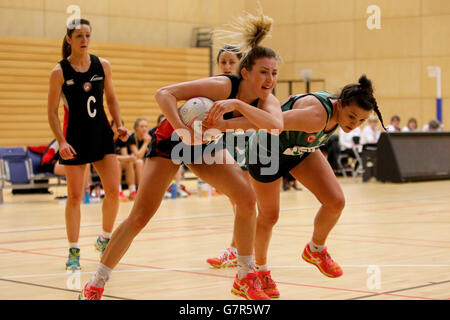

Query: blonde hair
213,7,278,79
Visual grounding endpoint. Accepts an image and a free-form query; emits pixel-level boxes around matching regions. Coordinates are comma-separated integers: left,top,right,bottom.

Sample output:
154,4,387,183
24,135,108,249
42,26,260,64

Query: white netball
178,97,214,129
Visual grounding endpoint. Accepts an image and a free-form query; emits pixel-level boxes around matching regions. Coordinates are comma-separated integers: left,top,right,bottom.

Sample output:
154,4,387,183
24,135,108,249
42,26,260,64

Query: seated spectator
128,118,151,186
423,119,443,132
361,115,381,145
339,127,362,169
386,115,401,132
111,120,137,201
402,117,419,132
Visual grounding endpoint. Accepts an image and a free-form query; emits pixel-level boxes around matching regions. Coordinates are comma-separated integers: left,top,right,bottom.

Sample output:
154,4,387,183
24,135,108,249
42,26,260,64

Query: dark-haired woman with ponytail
48,19,129,271
246,75,385,296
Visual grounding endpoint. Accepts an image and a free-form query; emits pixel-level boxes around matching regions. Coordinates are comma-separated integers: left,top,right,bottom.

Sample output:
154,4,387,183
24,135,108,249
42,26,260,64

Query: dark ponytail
61,18,91,59
336,74,386,130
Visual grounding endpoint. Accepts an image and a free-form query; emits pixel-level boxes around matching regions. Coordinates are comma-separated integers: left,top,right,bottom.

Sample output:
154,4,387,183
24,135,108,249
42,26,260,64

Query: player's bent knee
128,210,153,231
326,194,346,212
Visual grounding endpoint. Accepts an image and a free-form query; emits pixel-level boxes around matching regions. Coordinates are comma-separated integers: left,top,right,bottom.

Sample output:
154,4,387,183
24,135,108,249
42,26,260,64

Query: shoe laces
249,274,263,291
217,248,234,261
68,250,79,261
260,272,275,288
88,287,102,300
320,250,334,265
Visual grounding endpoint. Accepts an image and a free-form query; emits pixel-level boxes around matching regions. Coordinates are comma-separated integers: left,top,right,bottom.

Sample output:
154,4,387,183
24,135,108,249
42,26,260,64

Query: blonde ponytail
214,8,273,54
213,7,278,79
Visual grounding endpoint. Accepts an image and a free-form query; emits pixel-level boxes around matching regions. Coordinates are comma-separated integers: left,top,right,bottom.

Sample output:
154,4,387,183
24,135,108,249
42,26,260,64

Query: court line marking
0,247,444,300
0,278,129,300
1,193,449,234
2,264,450,280
348,280,450,300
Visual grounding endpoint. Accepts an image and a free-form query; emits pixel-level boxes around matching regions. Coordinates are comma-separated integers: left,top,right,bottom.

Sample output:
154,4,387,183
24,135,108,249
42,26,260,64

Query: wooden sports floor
0,178,449,300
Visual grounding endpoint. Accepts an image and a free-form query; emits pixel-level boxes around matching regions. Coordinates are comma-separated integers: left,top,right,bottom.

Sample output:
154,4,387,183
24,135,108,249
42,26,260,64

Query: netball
178,97,214,129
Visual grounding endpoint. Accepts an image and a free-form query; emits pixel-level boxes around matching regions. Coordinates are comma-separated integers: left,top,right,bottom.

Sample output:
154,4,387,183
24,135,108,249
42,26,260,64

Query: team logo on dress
90,75,103,82
306,135,317,143
83,82,92,92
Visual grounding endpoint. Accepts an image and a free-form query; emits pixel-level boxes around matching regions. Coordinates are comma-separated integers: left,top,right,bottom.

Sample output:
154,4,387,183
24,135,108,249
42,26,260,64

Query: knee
135,159,144,169
325,193,346,213
257,210,279,229
67,191,83,204
233,188,257,215
103,184,120,199
128,209,152,232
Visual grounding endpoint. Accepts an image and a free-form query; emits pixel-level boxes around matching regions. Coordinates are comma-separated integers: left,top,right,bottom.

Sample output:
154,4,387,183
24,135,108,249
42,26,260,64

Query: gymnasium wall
0,0,449,147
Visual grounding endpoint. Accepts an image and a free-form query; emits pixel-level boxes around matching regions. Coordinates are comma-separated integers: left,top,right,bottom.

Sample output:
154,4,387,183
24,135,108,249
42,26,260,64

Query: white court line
1,193,449,234
1,264,450,280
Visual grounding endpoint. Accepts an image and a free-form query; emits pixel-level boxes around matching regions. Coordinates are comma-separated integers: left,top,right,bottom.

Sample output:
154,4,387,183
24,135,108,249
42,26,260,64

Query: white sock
309,240,325,253
101,231,112,240
129,184,136,192
119,185,122,192
255,264,268,272
237,255,255,280
89,262,112,288
69,242,78,249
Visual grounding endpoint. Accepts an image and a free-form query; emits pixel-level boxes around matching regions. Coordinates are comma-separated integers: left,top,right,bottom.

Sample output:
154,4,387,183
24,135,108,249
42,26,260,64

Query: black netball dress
59,54,115,165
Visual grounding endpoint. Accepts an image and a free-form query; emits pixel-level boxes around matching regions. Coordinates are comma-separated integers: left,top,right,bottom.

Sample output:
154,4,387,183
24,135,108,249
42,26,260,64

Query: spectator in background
128,118,150,187
339,127,362,170
386,115,401,132
360,114,381,145
423,119,443,132
402,117,419,132
339,127,362,154
111,120,137,201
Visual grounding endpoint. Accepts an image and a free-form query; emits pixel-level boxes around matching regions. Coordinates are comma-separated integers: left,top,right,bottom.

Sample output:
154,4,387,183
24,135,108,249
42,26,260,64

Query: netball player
47,19,129,270
205,45,246,268
216,45,242,75
80,11,282,300
244,75,385,298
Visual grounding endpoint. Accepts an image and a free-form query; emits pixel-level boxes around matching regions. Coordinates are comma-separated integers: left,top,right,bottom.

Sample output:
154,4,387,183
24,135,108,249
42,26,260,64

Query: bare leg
100,157,179,269
93,154,121,234
248,177,282,266
64,164,87,243
188,150,256,257
289,151,345,246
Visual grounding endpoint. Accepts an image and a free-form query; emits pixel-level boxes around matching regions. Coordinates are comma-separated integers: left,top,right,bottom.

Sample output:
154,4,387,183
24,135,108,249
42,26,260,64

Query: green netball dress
247,91,339,182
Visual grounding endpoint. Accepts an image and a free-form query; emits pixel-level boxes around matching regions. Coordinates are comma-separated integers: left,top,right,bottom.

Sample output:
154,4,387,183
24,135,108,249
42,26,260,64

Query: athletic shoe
257,270,280,298
179,184,191,196
119,191,129,201
129,190,137,200
79,282,104,300
206,247,238,268
302,244,343,278
163,191,171,199
231,272,270,300
177,188,189,198
65,248,81,271
94,236,110,258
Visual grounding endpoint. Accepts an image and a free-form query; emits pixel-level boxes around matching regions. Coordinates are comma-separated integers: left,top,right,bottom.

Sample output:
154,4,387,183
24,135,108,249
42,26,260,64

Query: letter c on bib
87,96,97,118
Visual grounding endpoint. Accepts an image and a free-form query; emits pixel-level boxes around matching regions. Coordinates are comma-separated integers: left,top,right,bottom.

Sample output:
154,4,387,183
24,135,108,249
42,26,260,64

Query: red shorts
146,120,224,164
